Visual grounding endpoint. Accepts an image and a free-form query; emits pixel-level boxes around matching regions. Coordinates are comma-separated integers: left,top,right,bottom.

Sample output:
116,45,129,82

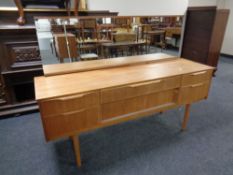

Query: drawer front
178,81,211,104
40,92,99,117
101,76,181,104
182,70,212,86
101,89,177,120
42,107,100,141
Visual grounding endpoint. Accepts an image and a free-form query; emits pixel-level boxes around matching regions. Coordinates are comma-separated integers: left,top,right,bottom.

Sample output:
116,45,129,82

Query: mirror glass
35,16,183,66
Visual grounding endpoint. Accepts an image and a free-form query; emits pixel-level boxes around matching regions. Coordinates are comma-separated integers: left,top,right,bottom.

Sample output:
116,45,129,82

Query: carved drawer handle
57,94,85,101
129,80,162,88
191,71,207,76
191,83,204,88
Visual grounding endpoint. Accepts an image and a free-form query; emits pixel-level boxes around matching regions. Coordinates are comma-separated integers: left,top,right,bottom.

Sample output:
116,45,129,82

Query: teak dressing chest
34,53,214,167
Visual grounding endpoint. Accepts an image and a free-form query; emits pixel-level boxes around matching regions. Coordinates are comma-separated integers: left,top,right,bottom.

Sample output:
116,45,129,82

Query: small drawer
40,92,99,117
101,76,181,104
182,70,213,86
42,107,100,141
178,81,211,104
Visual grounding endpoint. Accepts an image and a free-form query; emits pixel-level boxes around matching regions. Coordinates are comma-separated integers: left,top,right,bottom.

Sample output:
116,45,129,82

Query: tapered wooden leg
181,104,191,131
71,135,81,167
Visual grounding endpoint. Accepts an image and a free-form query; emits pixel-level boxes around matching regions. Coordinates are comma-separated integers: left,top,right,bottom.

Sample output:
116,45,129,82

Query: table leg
71,135,82,167
181,104,191,131
14,0,25,25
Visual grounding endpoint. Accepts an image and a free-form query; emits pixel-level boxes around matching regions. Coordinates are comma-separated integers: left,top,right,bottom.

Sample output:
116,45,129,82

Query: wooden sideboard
0,7,118,117
34,53,214,167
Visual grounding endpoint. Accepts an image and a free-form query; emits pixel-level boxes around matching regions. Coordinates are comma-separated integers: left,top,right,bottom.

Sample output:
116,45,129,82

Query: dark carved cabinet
0,8,118,117
181,6,229,71
0,27,43,116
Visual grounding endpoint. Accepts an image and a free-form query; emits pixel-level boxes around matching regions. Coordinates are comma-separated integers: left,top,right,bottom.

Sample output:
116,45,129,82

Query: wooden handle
129,80,162,88
191,83,204,88
58,94,85,101
191,71,207,76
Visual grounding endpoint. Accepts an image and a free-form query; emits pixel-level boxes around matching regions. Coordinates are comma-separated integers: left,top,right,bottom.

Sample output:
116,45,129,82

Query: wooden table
144,30,166,51
34,53,214,167
101,41,146,58
77,39,112,56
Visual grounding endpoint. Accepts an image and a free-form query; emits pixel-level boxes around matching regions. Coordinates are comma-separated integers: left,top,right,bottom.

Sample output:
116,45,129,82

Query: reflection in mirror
35,16,183,66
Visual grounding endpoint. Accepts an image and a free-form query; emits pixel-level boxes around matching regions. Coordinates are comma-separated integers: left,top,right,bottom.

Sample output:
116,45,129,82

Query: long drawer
39,92,99,117
42,107,100,141
101,89,178,120
101,76,181,104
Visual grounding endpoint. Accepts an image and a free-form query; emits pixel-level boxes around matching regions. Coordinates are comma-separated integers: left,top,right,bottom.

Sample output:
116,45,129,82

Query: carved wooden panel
12,46,40,62
11,46,41,68
0,74,6,105
5,41,42,69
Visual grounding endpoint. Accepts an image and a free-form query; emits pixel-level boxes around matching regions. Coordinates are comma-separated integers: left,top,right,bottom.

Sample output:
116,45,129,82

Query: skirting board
221,53,233,59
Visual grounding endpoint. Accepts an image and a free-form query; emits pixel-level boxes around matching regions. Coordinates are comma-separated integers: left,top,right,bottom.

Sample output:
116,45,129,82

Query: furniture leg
71,135,82,167
74,0,80,16
65,0,71,16
14,0,25,25
181,104,191,131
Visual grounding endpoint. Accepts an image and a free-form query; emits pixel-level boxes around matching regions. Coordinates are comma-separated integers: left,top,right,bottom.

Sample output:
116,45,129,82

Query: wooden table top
77,39,111,44
43,53,176,76
101,41,146,47
144,30,165,35
35,54,214,101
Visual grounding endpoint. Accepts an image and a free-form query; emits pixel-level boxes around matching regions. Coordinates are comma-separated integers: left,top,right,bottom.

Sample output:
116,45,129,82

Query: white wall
221,0,233,55
188,0,217,7
87,0,188,16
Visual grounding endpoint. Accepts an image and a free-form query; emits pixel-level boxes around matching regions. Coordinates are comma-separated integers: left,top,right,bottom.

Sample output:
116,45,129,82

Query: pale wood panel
76,103,179,134
43,53,177,76
178,81,211,104
42,107,100,141
39,92,99,117
181,70,213,86
101,76,181,104
35,58,214,101
101,89,177,120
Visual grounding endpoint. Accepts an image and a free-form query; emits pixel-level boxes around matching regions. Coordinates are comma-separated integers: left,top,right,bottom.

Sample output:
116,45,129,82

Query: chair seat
80,53,98,61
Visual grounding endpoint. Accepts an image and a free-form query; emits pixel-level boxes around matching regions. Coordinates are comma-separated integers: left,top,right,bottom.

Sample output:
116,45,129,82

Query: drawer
42,107,100,141
40,92,99,117
101,89,177,120
182,70,212,86
178,81,211,104
101,76,181,104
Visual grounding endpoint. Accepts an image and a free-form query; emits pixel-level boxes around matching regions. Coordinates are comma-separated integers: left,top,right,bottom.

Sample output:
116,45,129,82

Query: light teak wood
71,135,81,167
182,104,191,131
43,53,176,76
35,55,214,167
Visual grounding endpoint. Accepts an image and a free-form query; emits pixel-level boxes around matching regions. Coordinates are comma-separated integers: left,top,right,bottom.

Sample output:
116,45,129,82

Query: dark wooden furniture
181,6,230,72
0,8,118,117
14,0,80,25
101,41,146,58
54,33,78,63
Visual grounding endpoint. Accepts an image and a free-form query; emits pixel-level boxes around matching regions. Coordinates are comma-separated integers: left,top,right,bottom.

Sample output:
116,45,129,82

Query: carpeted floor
0,54,233,175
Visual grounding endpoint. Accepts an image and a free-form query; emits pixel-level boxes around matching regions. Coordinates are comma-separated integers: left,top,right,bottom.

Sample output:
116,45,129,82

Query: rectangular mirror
35,15,183,66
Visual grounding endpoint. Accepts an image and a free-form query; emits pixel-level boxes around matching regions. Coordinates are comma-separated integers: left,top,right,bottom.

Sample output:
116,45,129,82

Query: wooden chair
54,33,78,63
